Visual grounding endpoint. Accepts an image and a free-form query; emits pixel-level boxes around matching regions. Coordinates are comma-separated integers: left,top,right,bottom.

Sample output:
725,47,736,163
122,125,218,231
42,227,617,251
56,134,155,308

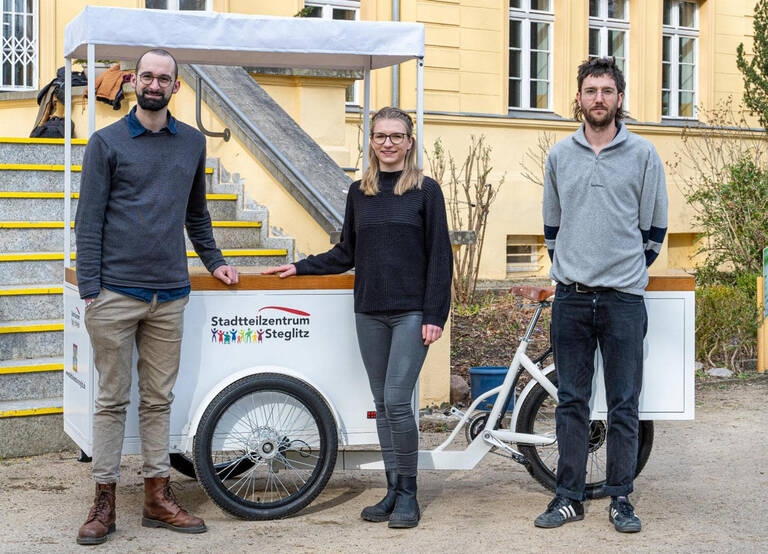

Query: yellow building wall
391,0,508,114
2,0,765,405
251,74,356,168
344,0,760,280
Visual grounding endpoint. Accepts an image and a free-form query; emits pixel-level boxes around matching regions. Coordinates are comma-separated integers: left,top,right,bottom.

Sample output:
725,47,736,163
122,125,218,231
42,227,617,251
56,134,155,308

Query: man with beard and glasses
534,57,667,533
74,49,238,545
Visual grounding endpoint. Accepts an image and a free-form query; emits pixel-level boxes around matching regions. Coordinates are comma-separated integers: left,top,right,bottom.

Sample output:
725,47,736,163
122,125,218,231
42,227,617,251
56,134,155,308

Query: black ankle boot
388,474,420,528
361,471,398,522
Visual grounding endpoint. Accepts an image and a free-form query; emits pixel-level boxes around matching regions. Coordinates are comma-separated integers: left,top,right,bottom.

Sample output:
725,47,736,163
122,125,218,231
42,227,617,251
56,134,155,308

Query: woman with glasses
263,106,452,529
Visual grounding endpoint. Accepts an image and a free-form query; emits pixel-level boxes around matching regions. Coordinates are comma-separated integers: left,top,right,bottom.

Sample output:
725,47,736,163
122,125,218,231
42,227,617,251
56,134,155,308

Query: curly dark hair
572,57,626,124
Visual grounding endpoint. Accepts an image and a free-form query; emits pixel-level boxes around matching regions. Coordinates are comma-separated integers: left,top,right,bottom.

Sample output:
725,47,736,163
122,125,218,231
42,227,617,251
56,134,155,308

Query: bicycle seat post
510,285,554,343
522,303,546,343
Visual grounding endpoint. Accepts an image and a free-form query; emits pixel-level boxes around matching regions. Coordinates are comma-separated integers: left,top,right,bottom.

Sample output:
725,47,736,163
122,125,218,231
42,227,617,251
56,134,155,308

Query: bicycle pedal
448,406,466,418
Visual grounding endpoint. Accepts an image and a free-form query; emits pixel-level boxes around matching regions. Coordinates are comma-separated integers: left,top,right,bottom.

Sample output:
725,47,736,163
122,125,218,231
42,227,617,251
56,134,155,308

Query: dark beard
583,105,617,129
136,90,170,111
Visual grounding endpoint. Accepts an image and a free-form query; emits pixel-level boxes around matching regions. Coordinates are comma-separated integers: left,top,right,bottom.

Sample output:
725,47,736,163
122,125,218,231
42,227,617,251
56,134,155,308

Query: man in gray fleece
75,49,238,545
535,58,667,533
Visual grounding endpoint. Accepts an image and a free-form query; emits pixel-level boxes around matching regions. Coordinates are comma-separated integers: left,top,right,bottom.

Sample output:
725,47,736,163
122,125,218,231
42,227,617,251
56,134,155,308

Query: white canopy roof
64,6,424,71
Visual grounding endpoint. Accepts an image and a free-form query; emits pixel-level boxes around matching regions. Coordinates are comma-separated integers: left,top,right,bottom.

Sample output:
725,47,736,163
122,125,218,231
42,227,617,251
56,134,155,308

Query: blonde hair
360,106,423,196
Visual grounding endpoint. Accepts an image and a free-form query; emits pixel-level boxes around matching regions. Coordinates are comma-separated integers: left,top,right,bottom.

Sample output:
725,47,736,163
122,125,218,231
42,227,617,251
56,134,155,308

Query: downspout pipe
392,0,399,107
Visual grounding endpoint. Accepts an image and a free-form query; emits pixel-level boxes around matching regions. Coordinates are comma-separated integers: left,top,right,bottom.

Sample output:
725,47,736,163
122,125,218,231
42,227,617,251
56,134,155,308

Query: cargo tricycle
62,6,695,521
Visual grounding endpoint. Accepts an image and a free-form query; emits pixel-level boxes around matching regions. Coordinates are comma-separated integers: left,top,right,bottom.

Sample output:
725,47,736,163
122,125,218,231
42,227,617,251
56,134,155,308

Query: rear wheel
515,372,654,499
193,373,338,519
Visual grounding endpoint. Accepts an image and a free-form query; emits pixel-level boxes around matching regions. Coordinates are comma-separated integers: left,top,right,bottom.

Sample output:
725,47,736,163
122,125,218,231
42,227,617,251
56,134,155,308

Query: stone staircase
0,137,294,458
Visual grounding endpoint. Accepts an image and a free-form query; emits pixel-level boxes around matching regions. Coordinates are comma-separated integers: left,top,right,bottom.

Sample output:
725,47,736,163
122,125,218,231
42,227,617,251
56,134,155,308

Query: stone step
0,396,62,417
0,319,64,361
0,191,237,221
0,256,67,285
0,358,64,402
0,249,289,284
0,137,87,165
0,164,82,192
0,220,263,251
0,398,74,458
187,248,290,268
0,284,64,321
0,165,214,192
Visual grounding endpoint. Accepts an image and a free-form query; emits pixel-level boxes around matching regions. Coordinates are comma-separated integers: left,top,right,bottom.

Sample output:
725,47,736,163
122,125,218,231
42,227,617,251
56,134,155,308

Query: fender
509,363,556,429
180,365,341,453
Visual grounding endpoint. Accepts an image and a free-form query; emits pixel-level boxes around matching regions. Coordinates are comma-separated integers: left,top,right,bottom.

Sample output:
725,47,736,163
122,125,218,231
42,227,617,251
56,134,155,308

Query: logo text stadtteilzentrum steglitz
208,306,311,344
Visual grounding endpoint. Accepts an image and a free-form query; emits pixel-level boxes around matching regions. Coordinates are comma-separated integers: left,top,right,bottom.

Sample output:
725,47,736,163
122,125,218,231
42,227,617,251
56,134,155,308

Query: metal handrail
188,64,344,229
196,76,230,141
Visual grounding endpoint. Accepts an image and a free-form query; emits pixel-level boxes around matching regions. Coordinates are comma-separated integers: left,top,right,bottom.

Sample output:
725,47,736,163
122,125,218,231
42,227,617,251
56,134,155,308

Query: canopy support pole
362,57,371,173
87,43,95,137
417,57,424,170
64,58,72,269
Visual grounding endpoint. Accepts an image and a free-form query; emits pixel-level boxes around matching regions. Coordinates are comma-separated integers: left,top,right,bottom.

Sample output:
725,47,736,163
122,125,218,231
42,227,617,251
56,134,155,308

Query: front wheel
515,372,653,499
193,373,338,519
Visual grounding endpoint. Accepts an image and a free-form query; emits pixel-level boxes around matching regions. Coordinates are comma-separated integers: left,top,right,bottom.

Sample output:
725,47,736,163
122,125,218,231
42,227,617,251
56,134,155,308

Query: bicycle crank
482,431,529,466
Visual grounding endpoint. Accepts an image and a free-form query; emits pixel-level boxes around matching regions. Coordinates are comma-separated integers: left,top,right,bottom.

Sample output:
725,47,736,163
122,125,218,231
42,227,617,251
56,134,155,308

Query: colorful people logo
211,326,265,345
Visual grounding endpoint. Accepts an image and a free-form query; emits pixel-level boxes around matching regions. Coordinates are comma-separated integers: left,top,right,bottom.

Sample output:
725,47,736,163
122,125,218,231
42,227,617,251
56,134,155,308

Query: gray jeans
84,287,188,483
355,311,428,477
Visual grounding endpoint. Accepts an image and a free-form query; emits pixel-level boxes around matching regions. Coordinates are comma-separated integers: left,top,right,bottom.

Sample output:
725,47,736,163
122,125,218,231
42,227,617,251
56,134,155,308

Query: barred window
1,0,38,91
509,1,553,111
506,235,546,274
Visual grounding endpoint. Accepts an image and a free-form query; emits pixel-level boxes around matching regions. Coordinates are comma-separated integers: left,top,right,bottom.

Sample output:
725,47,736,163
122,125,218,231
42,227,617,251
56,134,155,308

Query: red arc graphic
258,306,311,316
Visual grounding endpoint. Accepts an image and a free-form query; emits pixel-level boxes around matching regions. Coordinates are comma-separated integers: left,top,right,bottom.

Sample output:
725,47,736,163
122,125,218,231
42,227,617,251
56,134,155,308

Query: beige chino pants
84,287,188,483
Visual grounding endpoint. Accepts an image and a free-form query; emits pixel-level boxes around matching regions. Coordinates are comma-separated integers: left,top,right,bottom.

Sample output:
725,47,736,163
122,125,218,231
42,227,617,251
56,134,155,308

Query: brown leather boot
76,483,116,545
142,476,207,534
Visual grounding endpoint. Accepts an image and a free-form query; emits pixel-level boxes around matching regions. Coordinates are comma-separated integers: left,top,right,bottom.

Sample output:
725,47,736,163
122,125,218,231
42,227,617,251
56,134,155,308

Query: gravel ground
0,378,766,553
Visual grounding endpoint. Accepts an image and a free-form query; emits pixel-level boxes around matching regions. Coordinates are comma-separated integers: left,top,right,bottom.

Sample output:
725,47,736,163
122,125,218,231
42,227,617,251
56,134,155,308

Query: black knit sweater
294,171,453,328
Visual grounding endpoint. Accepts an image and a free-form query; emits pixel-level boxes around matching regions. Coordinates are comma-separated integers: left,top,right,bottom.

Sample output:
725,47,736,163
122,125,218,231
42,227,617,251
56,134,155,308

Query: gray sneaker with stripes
609,497,642,533
534,495,584,528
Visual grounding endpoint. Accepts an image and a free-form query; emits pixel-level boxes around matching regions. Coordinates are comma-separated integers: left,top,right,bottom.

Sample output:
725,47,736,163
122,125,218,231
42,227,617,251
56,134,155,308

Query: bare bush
426,136,505,304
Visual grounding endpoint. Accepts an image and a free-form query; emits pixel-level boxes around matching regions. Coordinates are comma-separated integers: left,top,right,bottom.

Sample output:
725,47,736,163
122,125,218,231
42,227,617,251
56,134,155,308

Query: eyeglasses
138,72,174,87
371,132,409,145
581,88,617,99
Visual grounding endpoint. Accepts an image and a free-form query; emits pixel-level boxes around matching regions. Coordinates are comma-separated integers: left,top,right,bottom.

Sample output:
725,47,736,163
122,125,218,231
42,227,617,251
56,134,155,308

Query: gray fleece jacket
542,123,668,296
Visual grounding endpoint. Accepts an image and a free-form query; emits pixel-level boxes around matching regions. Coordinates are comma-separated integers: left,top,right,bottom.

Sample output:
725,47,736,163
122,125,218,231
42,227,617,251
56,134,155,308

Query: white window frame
588,0,629,106
509,1,554,112
662,0,698,119
145,0,213,11
1,0,38,91
305,1,361,106
305,0,359,18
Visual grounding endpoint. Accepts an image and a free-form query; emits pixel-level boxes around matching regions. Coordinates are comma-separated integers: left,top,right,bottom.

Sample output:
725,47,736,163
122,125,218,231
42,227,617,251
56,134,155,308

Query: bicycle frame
342,300,559,471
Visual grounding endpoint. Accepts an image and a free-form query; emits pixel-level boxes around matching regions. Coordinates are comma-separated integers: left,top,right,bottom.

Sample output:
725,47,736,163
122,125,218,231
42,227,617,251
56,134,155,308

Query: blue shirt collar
125,106,178,137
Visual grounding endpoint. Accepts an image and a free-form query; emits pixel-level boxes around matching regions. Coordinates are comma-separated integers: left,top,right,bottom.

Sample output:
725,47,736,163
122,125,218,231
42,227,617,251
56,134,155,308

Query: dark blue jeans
551,283,647,501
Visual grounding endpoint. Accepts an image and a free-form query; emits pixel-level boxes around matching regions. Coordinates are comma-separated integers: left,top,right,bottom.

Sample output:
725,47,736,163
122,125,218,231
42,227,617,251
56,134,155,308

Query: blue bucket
468,366,513,412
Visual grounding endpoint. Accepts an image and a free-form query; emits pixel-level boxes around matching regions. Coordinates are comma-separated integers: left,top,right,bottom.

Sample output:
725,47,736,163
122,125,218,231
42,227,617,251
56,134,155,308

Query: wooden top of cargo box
64,267,694,292
64,266,354,290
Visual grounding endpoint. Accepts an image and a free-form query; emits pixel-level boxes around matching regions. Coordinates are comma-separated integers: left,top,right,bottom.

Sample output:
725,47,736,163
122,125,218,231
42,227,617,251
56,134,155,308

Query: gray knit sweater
542,123,668,296
75,113,225,298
